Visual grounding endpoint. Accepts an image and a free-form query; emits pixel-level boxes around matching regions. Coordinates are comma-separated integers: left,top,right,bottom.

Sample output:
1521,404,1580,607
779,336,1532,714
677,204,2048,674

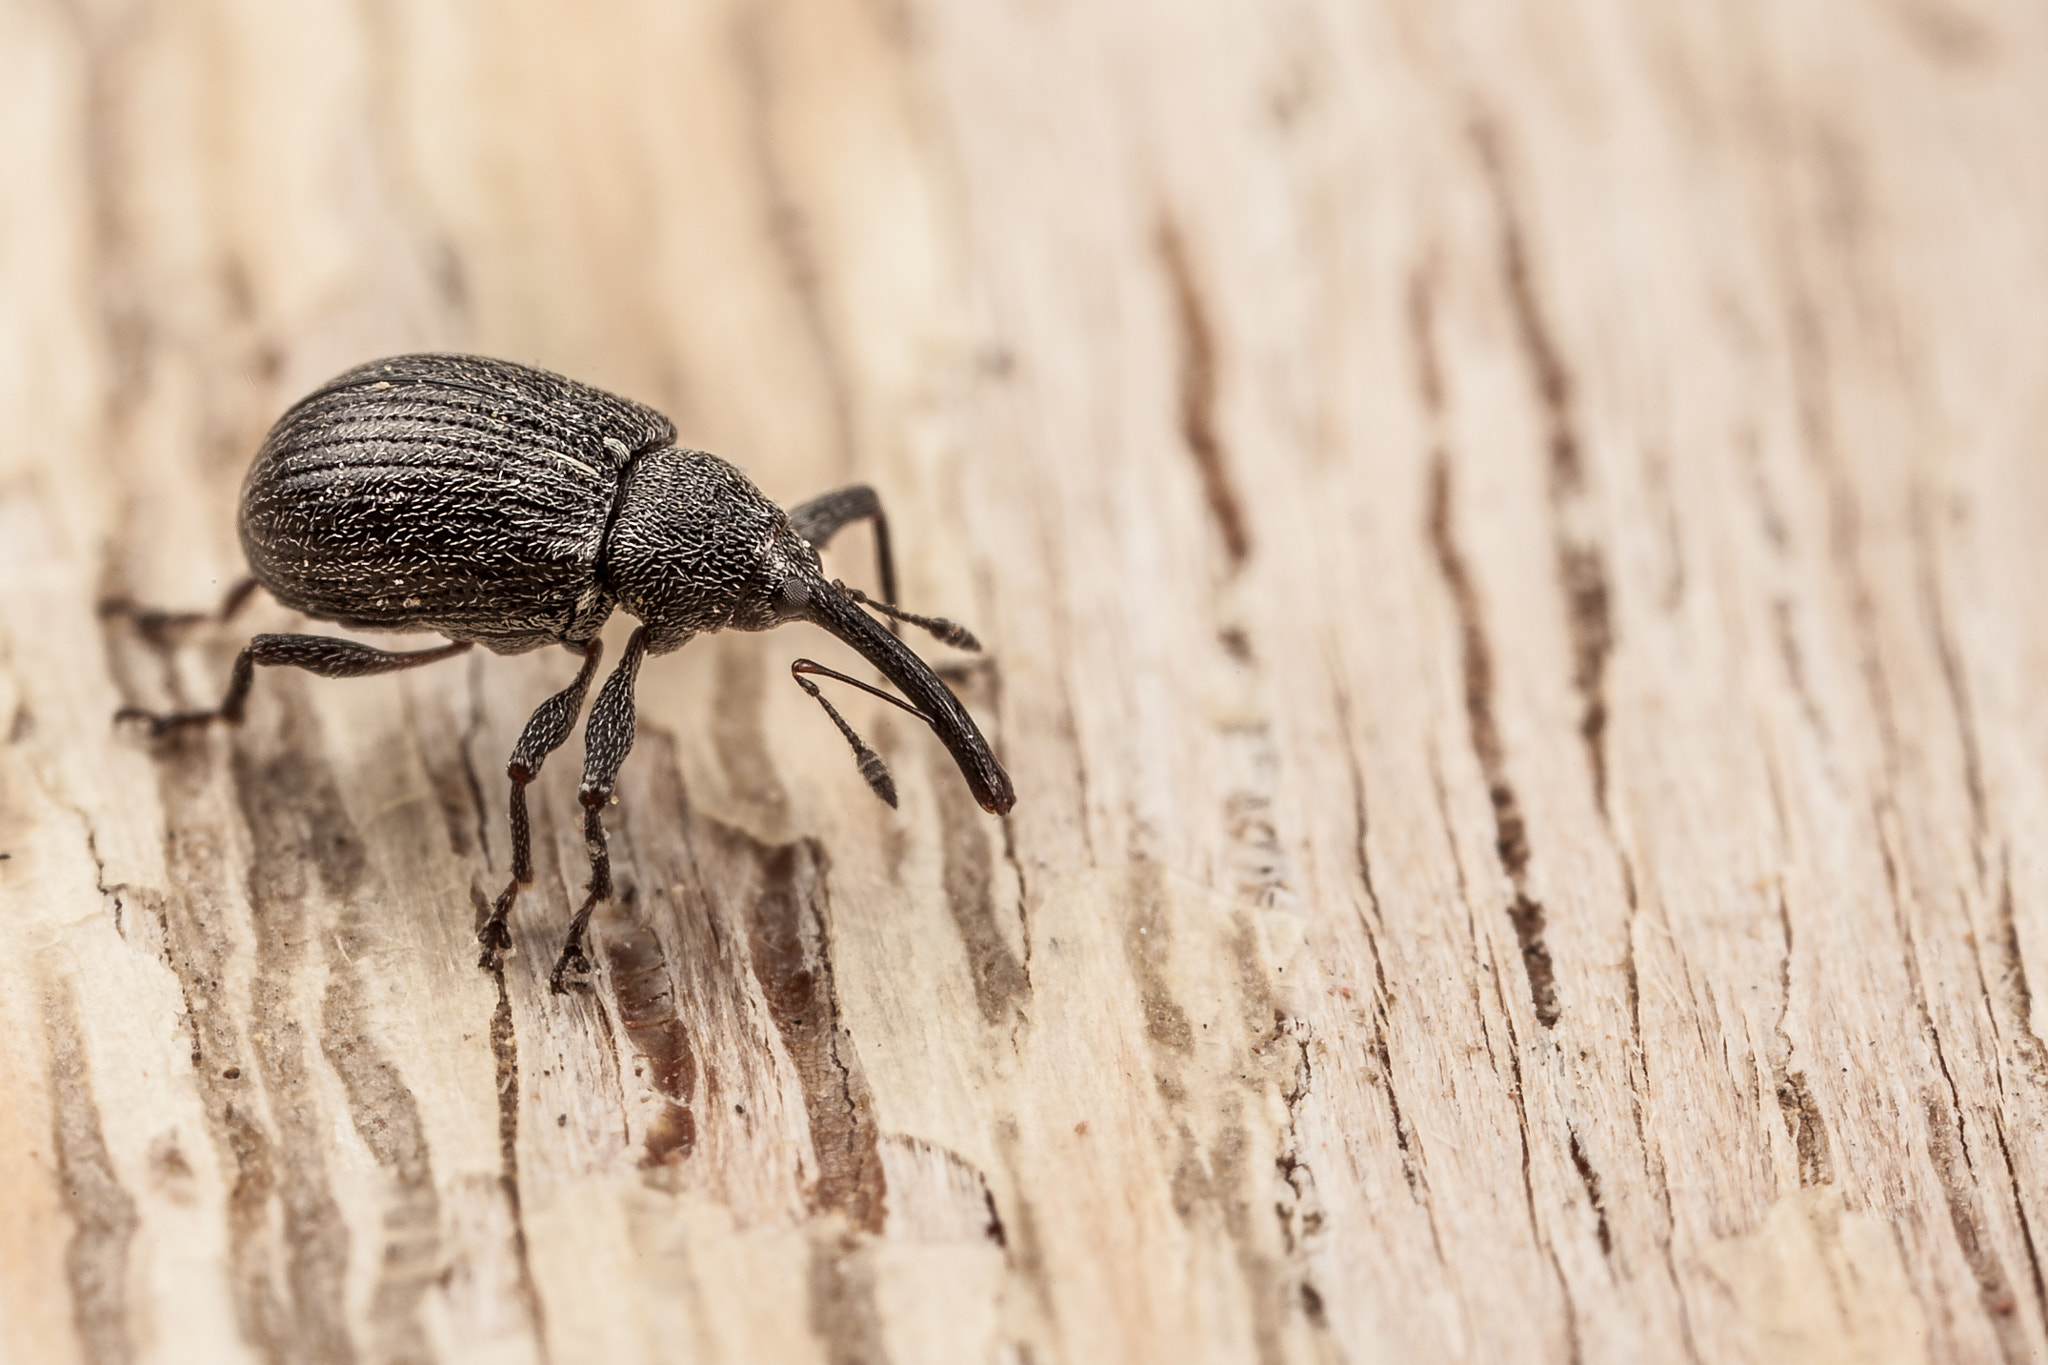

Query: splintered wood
2,1,2046,1362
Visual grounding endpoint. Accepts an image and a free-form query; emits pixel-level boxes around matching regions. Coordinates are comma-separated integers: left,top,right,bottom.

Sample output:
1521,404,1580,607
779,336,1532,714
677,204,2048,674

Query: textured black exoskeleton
117,354,1014,991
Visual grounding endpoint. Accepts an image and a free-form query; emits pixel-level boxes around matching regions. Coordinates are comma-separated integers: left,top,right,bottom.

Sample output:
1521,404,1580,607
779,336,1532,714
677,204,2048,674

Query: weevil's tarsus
835,582,983,652
793,664,899,808
788,484,899,631
480,637,605,969
114,633,471,737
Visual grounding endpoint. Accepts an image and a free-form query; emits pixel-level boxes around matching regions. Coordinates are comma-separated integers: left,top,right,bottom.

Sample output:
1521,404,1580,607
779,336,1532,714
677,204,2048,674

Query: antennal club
791,659,920,807
835,582,982,652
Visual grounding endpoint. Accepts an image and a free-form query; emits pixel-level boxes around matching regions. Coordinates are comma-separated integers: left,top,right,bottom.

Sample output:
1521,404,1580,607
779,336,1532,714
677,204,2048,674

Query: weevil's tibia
114,633,471,737
549,627,648,993
479,637,605,969
835,581,983,652
791,660,904,807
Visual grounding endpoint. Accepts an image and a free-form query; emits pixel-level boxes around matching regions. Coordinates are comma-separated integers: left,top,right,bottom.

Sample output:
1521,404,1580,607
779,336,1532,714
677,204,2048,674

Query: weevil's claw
549,942,592,995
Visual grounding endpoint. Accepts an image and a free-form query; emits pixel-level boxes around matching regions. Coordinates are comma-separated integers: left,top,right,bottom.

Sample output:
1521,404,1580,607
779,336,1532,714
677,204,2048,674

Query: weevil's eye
776,576,810,613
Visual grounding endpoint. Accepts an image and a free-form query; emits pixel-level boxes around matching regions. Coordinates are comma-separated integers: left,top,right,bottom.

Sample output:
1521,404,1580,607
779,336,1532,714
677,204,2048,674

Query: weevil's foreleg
114,633,472,736
789,484,898,615
479,638,605,969
550,627,649,993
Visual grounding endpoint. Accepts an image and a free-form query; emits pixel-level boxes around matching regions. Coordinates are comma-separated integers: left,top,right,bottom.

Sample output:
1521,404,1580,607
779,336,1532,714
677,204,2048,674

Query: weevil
115,353,1014,991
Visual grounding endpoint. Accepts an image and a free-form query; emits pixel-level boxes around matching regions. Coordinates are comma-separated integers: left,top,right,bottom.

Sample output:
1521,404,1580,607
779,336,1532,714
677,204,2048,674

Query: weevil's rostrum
121,353,1014,991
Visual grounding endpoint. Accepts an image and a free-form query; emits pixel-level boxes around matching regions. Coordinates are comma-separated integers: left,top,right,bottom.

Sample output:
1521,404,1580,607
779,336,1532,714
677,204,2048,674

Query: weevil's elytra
117,353,1015,992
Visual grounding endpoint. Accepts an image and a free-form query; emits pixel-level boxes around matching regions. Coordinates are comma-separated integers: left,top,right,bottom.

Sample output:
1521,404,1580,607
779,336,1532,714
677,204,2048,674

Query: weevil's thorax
601,447,823,654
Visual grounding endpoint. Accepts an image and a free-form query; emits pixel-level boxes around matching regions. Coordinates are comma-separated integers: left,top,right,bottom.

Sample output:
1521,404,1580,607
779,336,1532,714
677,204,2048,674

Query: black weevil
116,353,1014,991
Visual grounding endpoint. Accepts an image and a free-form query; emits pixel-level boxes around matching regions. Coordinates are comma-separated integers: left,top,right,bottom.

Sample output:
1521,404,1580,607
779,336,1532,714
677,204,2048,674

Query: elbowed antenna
803,580,1015,814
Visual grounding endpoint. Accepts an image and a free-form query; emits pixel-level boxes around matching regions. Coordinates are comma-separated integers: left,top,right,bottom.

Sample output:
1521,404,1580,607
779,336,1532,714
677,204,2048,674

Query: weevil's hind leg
550,627,649,993
789,484,898,615
114,633,472,737
478,638,605,969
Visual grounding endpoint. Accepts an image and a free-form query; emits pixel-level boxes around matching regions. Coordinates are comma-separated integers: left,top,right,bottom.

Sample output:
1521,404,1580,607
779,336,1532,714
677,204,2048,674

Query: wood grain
3,1,2047,1362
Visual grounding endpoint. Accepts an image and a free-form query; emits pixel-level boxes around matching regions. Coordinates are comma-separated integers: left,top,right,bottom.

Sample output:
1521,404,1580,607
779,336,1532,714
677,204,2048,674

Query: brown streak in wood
137,718,291,1364
1875,796,2029,1352
484,939,551,1361
1913,495,1988,884
1123,870,1193,1057
807,1231,891,1365
1213,1109,1289,1365
1772,995,1835,1195
1566,1128,1613,1258
45,974,140,1365
230,697,368,1365
1989,1106,2048,1338
1993,854,2048,1092
971,653,1034,999
1328,667,1435,1221
929,745,1031,1026
1489,957,1582,1362
736,831,887,1232
1411,267,1564,1030
1472,115,1617,821
321,932,443,1365
1425,437,1560,1029
992,1115,1058,1341
603,919,699,1166
1157,218,1251,569
1923,1093,2032,1364
405,682,481,863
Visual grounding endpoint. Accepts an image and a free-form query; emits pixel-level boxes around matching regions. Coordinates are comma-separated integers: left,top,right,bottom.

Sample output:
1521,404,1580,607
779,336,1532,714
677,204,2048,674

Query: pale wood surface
4,2,2048,1362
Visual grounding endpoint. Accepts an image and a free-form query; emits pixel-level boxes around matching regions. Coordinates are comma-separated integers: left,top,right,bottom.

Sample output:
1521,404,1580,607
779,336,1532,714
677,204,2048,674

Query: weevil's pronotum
116,353,1014,991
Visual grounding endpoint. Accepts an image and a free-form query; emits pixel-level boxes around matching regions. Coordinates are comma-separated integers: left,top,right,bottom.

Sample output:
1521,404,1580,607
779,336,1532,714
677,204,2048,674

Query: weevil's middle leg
479,638,605,968
550,627,648,993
